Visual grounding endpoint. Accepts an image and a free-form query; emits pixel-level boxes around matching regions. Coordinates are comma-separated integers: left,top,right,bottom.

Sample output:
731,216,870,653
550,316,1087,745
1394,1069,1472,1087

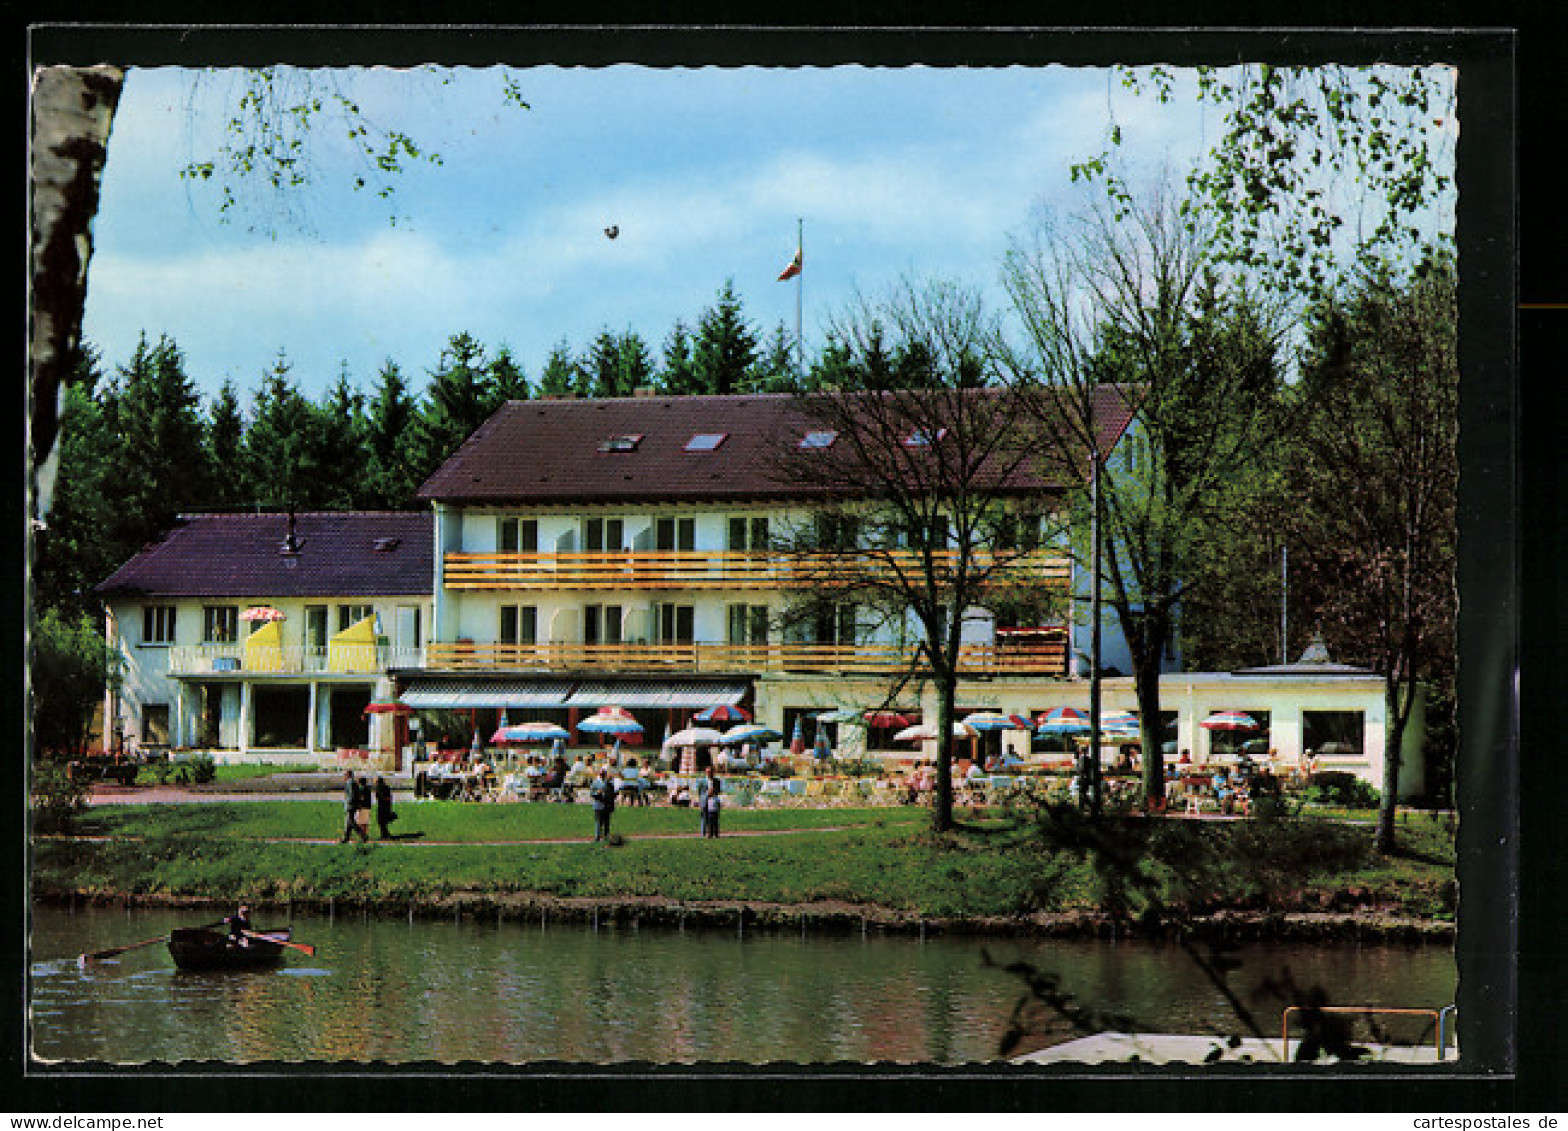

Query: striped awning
565,680,748,709
397,677,747,710
398,678,575,709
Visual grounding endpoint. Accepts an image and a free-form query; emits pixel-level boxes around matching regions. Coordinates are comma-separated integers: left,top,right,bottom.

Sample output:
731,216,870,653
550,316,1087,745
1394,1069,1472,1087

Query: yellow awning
244,619,285,672
327,614,379,672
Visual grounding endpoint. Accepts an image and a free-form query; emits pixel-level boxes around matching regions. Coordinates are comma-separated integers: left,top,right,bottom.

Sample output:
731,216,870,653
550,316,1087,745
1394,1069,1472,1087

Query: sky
80,63,1217,402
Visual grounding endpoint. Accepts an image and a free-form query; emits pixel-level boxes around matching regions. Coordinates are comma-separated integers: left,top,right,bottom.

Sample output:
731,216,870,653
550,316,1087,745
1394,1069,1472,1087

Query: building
94,392,1420,795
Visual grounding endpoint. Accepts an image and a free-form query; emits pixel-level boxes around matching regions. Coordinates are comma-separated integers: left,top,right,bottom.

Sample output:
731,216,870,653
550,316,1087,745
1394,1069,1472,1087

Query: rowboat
167,927,291,971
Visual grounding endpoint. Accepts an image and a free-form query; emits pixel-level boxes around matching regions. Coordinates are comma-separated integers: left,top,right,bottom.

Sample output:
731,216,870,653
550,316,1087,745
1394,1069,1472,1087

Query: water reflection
30,904,1455,1065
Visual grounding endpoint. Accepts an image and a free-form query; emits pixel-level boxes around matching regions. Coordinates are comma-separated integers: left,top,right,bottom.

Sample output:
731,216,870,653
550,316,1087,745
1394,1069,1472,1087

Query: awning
396,677,748,710
398,678,576,709
565,680,749,709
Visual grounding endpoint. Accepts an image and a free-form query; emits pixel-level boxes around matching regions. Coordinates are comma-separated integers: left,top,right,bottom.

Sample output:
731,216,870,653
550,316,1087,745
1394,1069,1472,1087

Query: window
997,511,1043,551
338,605,376,632
597,434,643,453
142,704,170,746
203,605,238,644
1303,711,1365,758
684,432,728,452
582,517,624,552
799,429,838,450
305,606,329,654
658,603,695,645
815,513,860,551
727,516,769,552
584,604,623,646
655,517,696,552
499,517,538,553
727,604,769,646
141,605,176,645
812,603,859,646
499,605,538,646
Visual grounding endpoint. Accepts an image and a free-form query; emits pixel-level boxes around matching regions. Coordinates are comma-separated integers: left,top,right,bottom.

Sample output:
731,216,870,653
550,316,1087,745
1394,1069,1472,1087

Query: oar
244,930,316,957
78,919,224,964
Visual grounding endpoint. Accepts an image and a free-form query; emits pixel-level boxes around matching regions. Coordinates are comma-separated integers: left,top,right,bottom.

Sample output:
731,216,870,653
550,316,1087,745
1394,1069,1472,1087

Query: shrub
1304,771,1380,808
30,759,91,834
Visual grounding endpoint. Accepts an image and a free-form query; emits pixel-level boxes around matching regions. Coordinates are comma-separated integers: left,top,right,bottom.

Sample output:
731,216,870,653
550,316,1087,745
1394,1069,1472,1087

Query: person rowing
225,903,253,947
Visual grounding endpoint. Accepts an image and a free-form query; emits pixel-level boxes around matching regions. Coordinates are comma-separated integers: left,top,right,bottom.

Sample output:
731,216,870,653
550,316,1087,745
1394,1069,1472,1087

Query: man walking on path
340,770,368,843
590,767,616,842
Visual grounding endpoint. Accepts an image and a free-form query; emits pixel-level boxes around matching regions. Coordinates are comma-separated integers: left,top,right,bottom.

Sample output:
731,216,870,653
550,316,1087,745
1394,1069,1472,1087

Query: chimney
280,510,303,555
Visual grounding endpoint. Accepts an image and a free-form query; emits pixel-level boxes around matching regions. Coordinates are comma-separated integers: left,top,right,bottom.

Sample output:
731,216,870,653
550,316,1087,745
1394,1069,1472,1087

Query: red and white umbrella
493,721,572,743
662,727,725,748
962,712,1033,731
1200,711,1259,732
865,711,913,728
894,721,979,742
240,606,286,622
692,704,751,724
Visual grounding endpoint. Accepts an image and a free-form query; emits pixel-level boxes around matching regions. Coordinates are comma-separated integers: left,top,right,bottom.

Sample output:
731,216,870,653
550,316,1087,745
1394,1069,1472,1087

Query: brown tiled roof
96,511,433,599
416,390,1136,505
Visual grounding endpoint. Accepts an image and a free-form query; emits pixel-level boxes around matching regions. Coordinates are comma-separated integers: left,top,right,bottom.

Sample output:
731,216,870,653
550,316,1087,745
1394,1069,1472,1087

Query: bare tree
772,280,1072,831
1001,184,1285,810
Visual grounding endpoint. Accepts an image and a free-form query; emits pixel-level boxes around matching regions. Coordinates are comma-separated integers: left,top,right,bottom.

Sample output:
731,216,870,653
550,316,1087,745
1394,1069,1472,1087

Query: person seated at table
668,777,692,807
1212,769,1233,814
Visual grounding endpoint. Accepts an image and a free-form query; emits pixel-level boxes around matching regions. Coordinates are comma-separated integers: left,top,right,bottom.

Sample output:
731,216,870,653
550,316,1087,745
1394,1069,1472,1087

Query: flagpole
795,217,804,381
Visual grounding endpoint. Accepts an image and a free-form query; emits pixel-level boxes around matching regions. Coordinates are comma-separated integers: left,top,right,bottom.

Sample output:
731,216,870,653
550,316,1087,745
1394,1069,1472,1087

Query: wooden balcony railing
442,549,1072,592
423,636,1068,676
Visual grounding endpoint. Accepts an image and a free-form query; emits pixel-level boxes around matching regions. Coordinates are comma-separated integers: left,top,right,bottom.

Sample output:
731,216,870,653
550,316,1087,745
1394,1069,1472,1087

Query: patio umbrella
962,712,1033,731
240,605,286,623
894,721,979,742
1200,711,1259,732
493,722,572,744
719,724,782,745
362,700,411,715
1100,711,1140,731
577,714,645,736
865,711,912,728
789,717,806,757
693,704,751,724
662,727,725,749
1035,707,1091,735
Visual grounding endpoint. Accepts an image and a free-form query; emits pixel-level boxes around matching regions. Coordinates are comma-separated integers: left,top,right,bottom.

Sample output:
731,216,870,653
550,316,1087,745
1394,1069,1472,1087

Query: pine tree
584,329,654,399
314,367,370,508
244,352,321,510
409,332,500,483
747,320,797,393
657,321,700,396
363,360,421,508
536,339,583,399
489,345,531,402
203,379,248,510
692,279,758,396
107,334,213,550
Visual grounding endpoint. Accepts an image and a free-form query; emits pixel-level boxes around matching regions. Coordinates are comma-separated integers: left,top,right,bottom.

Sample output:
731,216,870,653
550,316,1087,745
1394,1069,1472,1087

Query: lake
29,904,1456,1064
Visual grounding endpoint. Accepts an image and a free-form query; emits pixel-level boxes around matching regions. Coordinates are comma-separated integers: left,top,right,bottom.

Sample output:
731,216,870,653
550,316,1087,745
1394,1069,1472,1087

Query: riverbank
34,796,1458,942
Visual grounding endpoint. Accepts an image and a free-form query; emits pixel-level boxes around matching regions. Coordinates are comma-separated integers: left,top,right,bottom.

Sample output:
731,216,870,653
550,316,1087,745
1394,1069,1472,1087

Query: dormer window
684,432,728,452
799,429,838,450
904,427,948,447
597,434,643,453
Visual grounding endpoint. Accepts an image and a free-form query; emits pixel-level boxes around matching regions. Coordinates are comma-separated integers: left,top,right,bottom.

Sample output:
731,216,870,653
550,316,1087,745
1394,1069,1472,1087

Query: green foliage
1303,772,1380,810
692,279,759,396
32,608,114,756
30,759,92,835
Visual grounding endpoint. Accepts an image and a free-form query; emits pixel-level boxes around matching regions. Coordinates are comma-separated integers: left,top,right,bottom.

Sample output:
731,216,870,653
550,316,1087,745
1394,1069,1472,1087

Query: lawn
35,800,1457,925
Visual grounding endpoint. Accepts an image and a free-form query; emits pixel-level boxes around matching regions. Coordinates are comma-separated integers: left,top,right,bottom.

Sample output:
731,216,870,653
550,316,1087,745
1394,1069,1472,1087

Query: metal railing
166,644,425,677
423,636,1068,675
1281,1006,1455,1061
442,549,1072,592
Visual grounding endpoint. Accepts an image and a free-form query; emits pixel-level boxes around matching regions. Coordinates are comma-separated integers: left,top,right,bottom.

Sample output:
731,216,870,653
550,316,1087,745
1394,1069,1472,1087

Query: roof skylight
597,434,644,453
684,432,729,452
799,429,838,450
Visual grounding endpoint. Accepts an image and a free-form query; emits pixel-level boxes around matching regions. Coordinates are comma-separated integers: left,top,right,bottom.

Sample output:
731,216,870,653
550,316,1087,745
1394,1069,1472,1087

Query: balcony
423,635,1067,676
442,549,1072,592
166,644,425,678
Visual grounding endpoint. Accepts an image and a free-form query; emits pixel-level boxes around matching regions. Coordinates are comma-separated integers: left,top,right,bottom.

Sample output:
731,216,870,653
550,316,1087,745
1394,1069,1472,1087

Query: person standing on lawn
340,770,368,843
700,764,722,838
373,775,396,839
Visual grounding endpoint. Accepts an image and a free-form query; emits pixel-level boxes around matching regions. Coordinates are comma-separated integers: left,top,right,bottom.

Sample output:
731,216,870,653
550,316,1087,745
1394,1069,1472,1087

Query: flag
777,247,802,281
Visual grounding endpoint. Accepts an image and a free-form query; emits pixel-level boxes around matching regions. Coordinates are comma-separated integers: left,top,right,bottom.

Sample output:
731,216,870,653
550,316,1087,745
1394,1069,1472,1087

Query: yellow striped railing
442,549,1071,592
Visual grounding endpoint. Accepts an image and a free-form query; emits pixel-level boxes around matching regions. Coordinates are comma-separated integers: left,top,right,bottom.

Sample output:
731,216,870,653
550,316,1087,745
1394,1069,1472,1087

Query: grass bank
33,801,1456,937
